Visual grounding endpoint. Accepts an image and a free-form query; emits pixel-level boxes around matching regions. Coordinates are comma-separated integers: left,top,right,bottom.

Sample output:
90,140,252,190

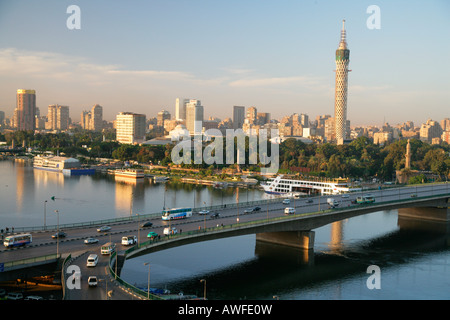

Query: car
7,292,23,300
84,237,99,244
97,226,111,232
147,231,159,239
341,194,349,198
306,199,313,203
210,212,220,219
282,199,290,204
284,207,296,214
88,276,98,287
86,254,99,267
244,208,253,214
24,295,43,300
51,231,66,239
164,227,178,235
253,206,261,211
140,221,153,228
198,210,210,215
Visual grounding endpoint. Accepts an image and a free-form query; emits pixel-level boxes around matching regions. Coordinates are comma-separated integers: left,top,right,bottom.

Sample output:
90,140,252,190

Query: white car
342,194,349,198
282,199,290,204
84,237,99,244
88,276,98,287
198,210,210,215
97,226,111,232
86,254,98,267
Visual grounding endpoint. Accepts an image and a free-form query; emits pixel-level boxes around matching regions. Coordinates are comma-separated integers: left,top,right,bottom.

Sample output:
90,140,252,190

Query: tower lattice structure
334,20,350,145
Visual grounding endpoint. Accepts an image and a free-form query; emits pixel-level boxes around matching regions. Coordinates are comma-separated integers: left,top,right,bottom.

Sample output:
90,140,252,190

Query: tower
334,20,350,145
405,139,411,169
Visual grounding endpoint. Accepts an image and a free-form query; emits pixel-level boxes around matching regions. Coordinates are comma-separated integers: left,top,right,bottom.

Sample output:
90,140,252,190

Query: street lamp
144,262,151,300
54,210,60,257
44,200,47,230
200,279,206,300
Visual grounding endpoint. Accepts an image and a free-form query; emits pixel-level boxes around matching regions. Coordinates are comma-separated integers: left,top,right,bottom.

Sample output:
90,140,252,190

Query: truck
327,198,339,208
121,235,137,246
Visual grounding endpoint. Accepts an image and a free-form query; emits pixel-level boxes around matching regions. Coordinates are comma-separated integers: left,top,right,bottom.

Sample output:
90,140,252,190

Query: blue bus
161,208,192,220
4,234,32,248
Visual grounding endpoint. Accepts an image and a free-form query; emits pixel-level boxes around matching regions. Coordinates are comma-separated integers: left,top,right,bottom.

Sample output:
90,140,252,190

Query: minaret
334,20,350,145
405,139,411,169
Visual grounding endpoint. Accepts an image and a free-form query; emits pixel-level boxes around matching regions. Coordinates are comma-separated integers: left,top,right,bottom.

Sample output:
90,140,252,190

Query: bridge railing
10,182,450,233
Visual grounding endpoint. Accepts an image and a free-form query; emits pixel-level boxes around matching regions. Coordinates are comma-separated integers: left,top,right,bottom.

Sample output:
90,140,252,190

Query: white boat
33,156,80,172
114,168,145,179
261,175,357,195
153,176,170,183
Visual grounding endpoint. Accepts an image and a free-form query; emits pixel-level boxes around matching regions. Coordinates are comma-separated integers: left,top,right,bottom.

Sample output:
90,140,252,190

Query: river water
1,160,449,299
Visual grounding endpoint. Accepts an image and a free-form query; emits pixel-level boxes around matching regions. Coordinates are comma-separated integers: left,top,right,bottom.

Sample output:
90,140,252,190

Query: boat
261,175,359,196
153,176,170,183
113,168,145,179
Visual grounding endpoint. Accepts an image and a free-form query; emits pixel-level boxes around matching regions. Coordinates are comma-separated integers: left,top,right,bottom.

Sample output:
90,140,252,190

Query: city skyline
0,1,449,126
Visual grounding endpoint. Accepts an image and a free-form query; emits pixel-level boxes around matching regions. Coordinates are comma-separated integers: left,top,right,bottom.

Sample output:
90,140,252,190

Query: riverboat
261,175,359,195
114,168,145,179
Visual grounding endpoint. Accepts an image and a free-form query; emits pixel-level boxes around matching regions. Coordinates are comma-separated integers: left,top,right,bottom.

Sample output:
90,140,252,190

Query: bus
161,207,192,221
356,195,375,204
101,242,116,255
4,234,32,248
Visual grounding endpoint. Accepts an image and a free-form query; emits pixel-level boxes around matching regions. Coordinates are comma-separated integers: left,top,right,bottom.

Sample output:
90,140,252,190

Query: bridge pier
256,231,315,250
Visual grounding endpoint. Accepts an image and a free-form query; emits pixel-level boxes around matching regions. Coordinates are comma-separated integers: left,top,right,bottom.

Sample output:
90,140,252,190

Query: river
1,160,449,299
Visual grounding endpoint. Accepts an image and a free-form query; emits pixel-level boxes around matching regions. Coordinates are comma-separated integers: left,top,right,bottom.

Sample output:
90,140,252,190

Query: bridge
1,183,449,299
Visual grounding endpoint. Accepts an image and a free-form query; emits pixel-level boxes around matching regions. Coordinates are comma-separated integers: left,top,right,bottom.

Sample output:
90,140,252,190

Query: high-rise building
116,112,146,144
232,106,245,129
15,89,36,130
175,98,189,121
81,104,103,131
46,104,69,130
185,100,204,135
157,110,171,127
91,104,103,132
334,20,351,145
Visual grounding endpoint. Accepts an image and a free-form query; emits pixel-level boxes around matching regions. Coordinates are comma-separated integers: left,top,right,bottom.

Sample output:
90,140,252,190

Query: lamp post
44,200,47,230
136,213,140,246
54,210,60,257
200,279,206,300
144,262,151,300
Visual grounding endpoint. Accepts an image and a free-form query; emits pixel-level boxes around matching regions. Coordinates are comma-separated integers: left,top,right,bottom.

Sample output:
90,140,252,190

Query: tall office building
91,104,103,131
175,98,189,121
116,112,146,144
46,104,70,130
81,104,103,131
334,20,351,145
15,89,36,130
185,100,204,135
157,110,171,127
232,106,245,129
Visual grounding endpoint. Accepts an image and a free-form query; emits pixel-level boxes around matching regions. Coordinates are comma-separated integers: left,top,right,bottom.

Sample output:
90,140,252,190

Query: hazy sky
0,0,449,126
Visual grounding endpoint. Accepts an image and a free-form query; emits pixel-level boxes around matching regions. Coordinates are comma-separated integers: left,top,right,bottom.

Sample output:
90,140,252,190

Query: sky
0,0,449,126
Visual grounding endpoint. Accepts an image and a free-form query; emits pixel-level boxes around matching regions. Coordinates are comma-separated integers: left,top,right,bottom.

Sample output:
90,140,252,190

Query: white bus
4,234,32,248
161,207,192,221
101,242,116,255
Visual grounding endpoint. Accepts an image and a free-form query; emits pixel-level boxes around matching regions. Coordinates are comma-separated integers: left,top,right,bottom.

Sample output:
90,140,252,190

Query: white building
116,112,146,144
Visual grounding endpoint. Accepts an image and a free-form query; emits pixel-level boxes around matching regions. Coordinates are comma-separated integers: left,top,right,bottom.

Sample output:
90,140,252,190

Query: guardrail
2,253,59,270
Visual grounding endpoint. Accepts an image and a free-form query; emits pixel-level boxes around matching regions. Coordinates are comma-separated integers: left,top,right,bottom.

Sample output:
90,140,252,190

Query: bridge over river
1,183,449,299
